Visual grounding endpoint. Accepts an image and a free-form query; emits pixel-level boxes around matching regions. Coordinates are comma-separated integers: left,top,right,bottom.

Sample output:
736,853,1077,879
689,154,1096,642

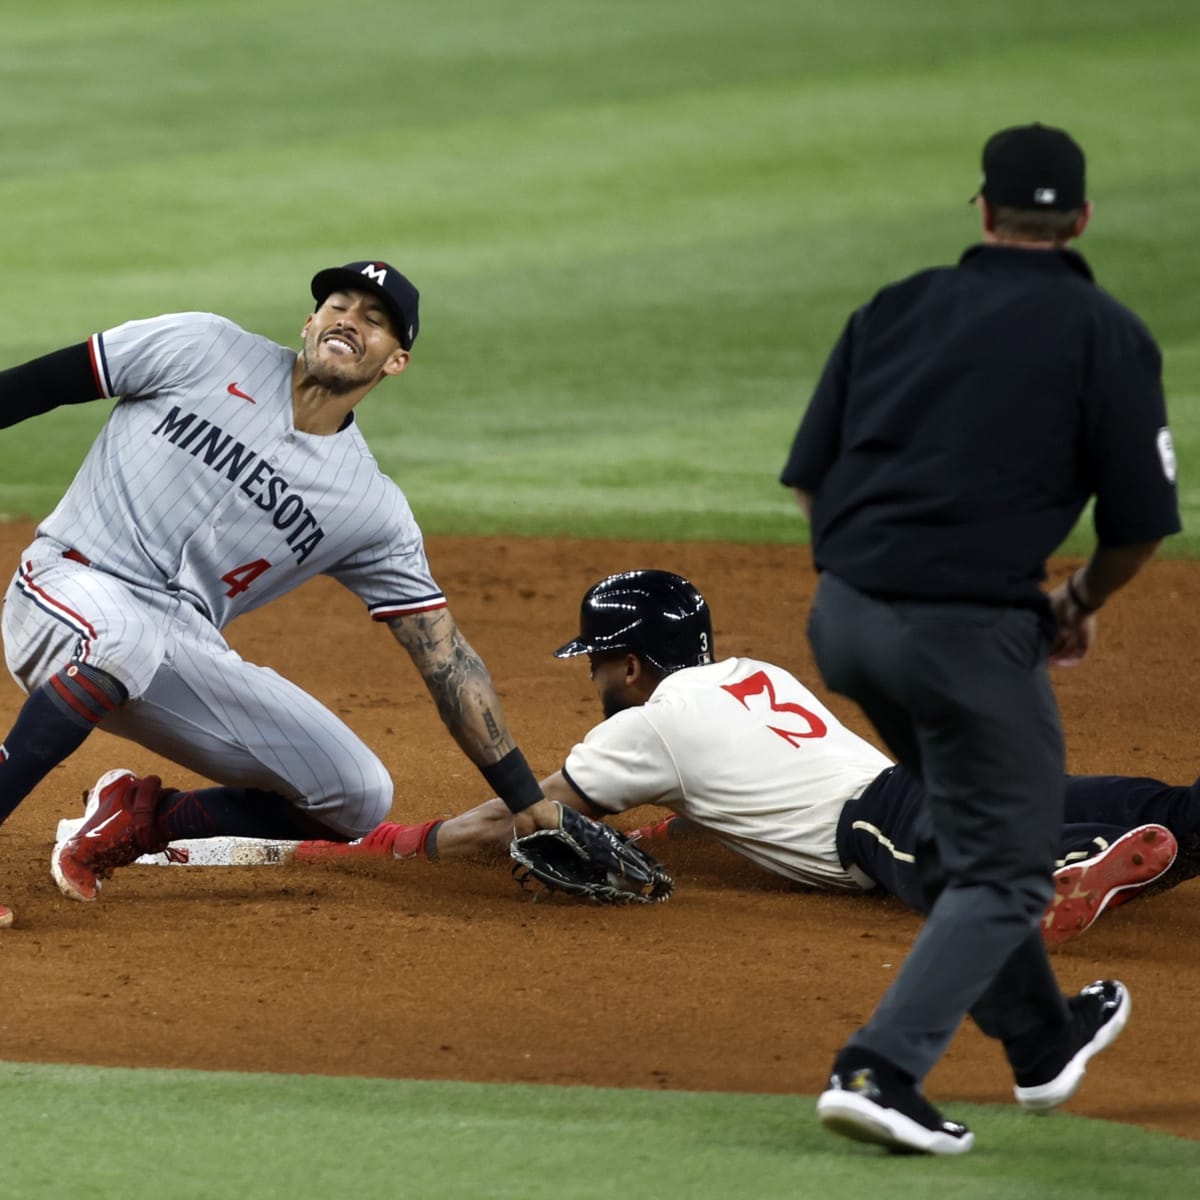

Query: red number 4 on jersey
221,559,272,597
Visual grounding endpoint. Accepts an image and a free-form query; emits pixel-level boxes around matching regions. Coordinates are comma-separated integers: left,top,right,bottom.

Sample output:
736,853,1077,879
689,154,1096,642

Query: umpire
781,122,1180,1154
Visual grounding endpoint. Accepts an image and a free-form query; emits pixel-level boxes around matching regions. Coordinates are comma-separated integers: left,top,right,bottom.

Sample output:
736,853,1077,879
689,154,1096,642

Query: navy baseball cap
310,261,420,350
974,123,1086,211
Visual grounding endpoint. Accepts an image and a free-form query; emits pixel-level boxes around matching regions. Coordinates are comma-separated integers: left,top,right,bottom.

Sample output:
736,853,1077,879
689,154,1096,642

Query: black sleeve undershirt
0,343,101,430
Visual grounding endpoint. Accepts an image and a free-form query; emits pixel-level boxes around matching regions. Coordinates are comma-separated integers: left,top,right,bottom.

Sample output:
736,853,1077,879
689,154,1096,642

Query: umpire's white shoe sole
1015,981,1131,1113
816,1090,974,1156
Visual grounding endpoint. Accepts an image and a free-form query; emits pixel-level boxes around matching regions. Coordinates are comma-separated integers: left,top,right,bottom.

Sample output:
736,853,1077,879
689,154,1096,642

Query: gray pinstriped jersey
38,312,444,628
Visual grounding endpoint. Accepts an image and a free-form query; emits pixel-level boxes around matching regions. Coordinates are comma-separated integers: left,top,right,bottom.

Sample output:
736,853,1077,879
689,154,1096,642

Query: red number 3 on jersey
721,670,828,746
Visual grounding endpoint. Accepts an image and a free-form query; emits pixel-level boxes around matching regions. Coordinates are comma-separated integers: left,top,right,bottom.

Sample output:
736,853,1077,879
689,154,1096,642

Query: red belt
63,549,91,567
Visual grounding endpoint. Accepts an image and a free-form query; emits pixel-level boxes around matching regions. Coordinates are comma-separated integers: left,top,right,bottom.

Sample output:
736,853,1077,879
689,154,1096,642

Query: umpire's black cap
311,261,420,350
973,122,1086,211
554,570,714,675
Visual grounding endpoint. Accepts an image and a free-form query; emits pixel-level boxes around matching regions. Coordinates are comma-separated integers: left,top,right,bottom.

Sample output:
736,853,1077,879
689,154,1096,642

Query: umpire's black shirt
781,244,1181,612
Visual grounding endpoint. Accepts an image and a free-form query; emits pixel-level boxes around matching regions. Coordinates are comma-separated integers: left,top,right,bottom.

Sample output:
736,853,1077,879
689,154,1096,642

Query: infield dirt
1,522,1197,1139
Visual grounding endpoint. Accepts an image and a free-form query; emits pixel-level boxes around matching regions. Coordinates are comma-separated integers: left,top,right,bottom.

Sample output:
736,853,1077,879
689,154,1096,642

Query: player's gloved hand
510,802,674,904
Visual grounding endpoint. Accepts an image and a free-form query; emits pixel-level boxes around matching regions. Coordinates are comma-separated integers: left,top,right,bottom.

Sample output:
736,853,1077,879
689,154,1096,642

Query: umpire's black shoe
1013,980,1130,1113
816,1048,974,1156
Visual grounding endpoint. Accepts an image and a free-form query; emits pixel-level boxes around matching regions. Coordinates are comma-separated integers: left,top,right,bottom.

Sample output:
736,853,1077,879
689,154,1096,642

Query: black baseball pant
839,764,1200,912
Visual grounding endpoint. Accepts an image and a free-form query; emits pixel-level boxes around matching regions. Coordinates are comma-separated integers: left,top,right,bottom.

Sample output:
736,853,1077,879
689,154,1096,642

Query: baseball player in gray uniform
0,260,560,920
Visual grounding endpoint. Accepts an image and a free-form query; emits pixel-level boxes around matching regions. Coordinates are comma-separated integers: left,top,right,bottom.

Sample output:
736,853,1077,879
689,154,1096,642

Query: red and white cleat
51,769,148,902
1043,824,1177,945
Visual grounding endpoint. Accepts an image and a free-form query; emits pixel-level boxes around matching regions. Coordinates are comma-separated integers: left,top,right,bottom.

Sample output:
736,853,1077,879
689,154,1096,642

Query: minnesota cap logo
310,260,421,350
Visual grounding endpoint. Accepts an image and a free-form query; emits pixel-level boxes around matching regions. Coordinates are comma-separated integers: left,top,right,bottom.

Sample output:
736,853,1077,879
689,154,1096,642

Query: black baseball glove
510,803,674,904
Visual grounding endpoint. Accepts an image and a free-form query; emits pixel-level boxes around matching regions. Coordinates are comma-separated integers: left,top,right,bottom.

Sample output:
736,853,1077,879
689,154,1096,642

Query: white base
53,815,300,867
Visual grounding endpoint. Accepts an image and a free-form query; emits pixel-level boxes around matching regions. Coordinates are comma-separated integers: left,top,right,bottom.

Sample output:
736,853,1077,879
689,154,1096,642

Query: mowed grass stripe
1,1061,1198,1199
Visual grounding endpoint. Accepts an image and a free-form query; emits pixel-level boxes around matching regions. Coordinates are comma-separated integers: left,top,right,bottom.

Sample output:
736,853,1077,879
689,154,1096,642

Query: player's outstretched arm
432,769,693,858
386,607,558,830
0,344,103,430
387,606,519,762
425,772,580,858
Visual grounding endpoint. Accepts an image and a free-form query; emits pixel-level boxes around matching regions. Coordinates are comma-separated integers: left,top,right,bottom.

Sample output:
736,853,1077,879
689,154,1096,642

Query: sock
156,787,344,842
0,664,125,824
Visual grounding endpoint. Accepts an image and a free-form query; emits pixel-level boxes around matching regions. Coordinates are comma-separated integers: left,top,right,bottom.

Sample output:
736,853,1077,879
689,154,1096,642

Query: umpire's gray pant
808,572,1070,1083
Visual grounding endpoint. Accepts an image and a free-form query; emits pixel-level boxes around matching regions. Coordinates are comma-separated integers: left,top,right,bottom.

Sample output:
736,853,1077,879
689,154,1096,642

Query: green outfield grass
1,1,1198,1192
1,0,1198,551
1,1062,1197,1200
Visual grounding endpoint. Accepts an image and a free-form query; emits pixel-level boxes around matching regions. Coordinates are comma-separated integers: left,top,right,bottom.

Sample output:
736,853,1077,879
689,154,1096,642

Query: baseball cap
974,123,1086,211
310,261,420,350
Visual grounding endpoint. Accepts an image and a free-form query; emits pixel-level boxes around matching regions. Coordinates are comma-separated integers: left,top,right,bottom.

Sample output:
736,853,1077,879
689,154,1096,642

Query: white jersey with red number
562,657,893,890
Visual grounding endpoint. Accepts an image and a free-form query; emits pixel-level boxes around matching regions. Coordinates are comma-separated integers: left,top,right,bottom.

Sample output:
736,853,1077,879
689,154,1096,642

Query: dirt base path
1,523,1196,1139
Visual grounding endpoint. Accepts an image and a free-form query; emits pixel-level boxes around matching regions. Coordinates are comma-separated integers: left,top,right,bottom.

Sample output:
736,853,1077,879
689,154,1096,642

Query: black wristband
1066,573,1100,614
481,747,543,815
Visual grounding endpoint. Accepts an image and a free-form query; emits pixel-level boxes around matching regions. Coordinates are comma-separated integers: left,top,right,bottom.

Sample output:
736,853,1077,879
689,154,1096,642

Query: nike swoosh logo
227,382,256,403
84,812,123,839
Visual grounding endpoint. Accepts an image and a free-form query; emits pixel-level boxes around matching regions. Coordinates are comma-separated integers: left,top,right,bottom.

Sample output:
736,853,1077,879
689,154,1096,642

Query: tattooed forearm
388,607,455,659
388,610,514,763
482,707,501,742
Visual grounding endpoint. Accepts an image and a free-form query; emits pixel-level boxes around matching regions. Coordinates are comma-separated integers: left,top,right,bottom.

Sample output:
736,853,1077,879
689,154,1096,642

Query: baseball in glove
510,803,674,904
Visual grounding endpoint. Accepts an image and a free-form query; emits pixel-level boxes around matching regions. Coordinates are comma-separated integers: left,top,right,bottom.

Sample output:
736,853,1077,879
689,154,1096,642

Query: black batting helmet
553,570,714,674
